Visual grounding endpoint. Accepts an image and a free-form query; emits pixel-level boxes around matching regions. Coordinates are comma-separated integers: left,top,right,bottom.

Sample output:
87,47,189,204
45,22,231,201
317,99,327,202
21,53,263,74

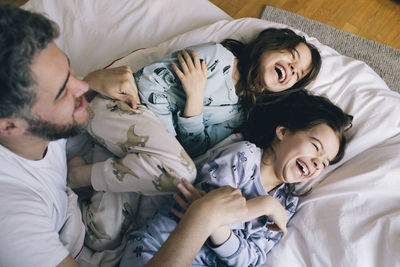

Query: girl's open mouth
275,64,287,83
296,159,310,176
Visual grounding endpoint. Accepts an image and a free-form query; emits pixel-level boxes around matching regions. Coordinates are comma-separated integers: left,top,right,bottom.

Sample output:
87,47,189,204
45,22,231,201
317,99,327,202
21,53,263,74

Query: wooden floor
209,0,400,49
2,0,399,49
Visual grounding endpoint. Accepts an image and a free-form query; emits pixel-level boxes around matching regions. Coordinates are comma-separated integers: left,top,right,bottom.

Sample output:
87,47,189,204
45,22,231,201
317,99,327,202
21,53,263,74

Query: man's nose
68,75,89,98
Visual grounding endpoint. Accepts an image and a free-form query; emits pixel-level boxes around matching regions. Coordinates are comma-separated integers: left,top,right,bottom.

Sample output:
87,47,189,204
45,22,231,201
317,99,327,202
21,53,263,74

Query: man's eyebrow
54,56,71,101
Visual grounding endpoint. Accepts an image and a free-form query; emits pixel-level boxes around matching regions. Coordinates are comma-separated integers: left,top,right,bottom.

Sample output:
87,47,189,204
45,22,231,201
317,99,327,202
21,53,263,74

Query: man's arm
146,186,247,267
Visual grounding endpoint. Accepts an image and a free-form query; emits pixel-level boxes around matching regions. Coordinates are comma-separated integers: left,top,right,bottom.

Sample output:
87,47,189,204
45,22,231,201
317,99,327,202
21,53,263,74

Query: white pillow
22,0,231,76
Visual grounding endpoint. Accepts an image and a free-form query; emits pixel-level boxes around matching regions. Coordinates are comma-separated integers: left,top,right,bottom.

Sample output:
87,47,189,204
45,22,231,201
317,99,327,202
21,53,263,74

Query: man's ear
275,126,288,141
0,118,27,136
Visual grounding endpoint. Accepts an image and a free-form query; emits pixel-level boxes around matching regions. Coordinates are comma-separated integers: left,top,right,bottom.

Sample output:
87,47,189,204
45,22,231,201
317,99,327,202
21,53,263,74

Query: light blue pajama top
134,42,243,157
120,141,299,267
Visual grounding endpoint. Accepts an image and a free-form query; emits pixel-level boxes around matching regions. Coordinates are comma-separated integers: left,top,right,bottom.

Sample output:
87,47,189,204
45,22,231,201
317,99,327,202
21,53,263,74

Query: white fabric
109,19,400,267
22,0,231,77
0,139,84,267
21,1,400,266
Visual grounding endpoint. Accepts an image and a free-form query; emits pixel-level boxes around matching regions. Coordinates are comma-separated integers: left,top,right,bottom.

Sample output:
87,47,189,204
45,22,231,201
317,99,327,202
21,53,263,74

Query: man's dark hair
0,4,59,118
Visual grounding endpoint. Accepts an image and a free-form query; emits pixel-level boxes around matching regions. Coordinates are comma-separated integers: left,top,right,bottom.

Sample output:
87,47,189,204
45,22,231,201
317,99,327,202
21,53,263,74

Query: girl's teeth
297,160,309,175
276,65,286,82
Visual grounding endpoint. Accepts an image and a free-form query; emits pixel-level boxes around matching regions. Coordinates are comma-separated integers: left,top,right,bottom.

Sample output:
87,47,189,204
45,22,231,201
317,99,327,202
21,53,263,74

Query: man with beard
0,4,248,267
0,3,140,266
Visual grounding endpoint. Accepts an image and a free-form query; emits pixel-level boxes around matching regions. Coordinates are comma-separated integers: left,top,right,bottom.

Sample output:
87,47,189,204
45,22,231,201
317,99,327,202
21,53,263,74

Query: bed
22,1,400,266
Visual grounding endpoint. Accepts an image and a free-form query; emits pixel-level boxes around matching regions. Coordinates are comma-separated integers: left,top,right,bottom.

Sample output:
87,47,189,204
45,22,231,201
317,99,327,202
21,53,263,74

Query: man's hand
171,178,206,218
263,195,288,238
145,186,247,267
188,186,248,229
84,65,140,108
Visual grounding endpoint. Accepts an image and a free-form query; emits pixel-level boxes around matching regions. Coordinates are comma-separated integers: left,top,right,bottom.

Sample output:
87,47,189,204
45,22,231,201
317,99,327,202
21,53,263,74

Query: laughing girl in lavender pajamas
120,90,353,266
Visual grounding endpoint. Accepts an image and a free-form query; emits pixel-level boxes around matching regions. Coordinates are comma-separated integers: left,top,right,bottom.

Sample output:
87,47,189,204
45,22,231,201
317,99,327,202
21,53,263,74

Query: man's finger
171,208,184,219
173,193,189,210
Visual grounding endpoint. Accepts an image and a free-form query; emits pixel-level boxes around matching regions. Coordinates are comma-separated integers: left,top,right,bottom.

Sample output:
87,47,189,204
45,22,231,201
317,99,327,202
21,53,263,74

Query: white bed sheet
23,1,400,266
111,19,400,267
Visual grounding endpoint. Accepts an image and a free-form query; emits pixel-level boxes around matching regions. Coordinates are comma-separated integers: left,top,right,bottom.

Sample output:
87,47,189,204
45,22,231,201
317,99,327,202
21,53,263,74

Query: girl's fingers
182,50,195,70
177,53,189,73
201,60,207,76
191,50,201,69
171,62,184,79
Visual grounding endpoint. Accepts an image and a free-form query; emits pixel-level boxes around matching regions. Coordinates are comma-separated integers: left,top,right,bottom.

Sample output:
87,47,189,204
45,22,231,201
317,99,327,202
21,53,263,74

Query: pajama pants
77,96,196,257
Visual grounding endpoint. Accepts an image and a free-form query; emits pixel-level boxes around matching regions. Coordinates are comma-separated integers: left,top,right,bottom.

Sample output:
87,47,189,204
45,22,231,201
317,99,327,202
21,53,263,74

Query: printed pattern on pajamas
81,95,196,252
120,141,299,267
135,42,243,158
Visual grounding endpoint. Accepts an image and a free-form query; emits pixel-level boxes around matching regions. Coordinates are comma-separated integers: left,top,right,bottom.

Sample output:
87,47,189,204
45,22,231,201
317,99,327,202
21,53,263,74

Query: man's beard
23,107,93,141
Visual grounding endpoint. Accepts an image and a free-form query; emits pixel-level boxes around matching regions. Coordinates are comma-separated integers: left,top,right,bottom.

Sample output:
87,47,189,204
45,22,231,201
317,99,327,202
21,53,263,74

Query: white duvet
23,1,400,266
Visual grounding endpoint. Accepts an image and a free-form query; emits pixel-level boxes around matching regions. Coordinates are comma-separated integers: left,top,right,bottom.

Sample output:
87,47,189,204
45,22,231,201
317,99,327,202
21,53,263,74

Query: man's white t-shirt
0,139,84,267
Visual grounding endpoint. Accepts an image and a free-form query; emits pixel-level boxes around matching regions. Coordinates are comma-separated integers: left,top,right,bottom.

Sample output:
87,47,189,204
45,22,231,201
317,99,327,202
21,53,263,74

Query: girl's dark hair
0,4,59,118
241,89,353,165
241,89,352,197
222,28,322,112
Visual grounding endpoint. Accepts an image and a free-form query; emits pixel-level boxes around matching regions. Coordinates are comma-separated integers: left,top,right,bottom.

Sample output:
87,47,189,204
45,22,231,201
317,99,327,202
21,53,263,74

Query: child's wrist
183,97,203,117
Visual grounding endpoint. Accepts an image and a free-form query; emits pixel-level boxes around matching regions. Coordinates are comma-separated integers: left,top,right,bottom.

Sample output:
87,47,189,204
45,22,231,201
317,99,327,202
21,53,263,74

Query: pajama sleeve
208,227,279,266
176,111,242,157
88,97,196,196
196,141,257,191
196,141,296,266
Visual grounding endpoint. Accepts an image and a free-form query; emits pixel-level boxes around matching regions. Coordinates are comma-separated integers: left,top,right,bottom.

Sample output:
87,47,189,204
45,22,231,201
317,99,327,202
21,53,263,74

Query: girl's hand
171,49,207,117
171,178,206,218
67,156,92,188
84,65,140,108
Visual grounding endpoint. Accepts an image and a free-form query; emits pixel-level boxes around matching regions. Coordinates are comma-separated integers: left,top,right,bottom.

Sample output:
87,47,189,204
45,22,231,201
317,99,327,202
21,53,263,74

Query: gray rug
261,6,400,93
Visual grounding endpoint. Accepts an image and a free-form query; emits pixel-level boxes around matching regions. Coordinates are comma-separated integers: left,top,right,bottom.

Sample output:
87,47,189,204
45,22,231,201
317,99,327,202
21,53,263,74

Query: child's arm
172,180,288,243
68,99,197,193
171,49,207,118
170,44,242,157
207,195,288,246
83,65,140,108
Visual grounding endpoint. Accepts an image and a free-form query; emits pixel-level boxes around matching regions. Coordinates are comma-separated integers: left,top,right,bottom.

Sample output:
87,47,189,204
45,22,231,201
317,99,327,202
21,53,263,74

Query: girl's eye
291,50,296,59
313,143,319,151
